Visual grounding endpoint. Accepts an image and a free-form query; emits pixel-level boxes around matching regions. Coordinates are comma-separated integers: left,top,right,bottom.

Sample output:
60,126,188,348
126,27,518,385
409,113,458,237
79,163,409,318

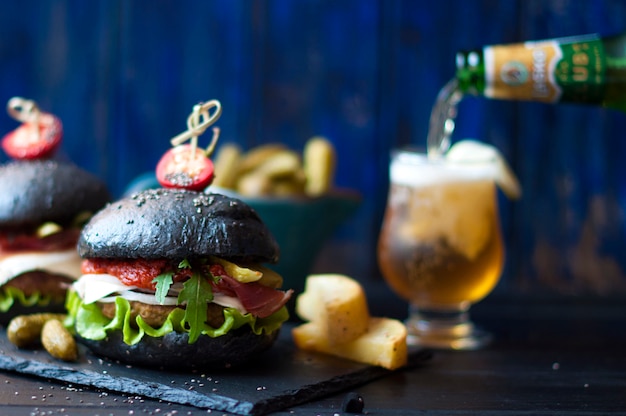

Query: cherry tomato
1,113,62,160
156,144,214,191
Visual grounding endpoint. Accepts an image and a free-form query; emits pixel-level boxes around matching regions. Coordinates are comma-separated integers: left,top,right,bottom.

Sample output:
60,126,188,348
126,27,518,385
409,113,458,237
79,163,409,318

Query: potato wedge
236,172,273,196
292,317,408,370
212,138,338,197
237,144,288,175
296,274,369,344
303,136,336,196
212,143,242,188
255,150,301,179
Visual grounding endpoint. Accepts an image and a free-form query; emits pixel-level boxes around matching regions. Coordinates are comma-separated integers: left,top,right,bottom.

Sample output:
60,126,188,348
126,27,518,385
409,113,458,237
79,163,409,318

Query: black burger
0,160,111,323
67,188,293,369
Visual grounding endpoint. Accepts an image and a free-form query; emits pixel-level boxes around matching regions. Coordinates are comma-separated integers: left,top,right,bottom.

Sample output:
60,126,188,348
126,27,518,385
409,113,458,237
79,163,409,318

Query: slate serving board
0,323,431,415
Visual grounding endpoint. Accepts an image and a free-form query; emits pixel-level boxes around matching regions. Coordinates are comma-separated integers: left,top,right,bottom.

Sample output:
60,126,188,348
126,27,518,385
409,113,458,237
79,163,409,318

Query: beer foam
390,152,498,187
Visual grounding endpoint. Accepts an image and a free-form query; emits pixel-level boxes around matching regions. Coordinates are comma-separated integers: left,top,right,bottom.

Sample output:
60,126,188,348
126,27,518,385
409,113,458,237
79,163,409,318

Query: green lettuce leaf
0,287,53,312
65,290,289,346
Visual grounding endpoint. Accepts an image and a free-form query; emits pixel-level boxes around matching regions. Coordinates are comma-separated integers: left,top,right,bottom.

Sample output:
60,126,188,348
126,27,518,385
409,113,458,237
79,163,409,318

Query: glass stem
408,303,473,336
405,302,491,350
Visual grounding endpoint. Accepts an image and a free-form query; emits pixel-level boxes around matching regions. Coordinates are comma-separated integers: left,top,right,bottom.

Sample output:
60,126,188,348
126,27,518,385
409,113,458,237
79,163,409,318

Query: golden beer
377,150,505,349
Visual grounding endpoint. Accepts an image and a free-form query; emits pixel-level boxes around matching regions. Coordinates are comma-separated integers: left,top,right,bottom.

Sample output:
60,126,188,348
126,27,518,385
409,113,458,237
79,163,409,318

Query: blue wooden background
1,0,625,298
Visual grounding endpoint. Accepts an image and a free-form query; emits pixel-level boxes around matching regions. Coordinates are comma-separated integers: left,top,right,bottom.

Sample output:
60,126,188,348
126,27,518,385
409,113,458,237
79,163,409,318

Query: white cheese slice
73,272,247,313
0,249,83,287
212,293,246,313
97,290,180,306
73,273,139,305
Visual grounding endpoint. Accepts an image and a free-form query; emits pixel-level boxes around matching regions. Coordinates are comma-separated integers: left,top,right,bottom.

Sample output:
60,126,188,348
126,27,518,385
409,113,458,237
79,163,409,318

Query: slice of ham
0,229,80,254
216,274,293,318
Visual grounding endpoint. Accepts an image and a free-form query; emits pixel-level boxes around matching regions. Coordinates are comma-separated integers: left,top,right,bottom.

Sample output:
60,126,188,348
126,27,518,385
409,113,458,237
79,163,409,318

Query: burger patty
99,300,227,329
2,271,73,300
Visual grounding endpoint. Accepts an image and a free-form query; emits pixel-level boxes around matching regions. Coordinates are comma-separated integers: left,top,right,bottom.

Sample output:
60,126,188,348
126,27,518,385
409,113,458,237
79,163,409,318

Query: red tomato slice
1,113,62,160
155,144,214,191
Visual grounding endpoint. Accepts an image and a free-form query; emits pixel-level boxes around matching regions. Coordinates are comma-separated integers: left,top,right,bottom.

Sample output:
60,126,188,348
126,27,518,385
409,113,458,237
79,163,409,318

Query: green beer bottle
455,33,626,112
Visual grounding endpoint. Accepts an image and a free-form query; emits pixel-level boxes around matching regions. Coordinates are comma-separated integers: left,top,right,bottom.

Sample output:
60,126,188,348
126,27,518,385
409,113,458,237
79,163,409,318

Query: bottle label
483,34,605,103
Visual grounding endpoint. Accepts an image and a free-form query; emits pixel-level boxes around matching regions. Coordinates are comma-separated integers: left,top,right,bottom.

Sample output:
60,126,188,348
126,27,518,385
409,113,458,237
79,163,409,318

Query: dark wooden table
1,281,625,415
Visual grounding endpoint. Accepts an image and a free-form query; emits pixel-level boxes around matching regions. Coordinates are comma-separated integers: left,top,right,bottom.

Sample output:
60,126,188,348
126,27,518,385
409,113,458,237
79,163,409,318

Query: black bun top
0,160,111,228
77,188,280,263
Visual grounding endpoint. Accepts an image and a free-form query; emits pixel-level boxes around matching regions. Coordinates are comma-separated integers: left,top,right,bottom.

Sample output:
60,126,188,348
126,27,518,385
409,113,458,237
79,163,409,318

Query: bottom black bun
76,327,280,370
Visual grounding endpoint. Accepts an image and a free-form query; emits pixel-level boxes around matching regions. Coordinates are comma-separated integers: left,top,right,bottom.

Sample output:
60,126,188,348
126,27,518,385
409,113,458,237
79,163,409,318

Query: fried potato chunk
292,274,408,370
292,317,408,370
296,274,369,344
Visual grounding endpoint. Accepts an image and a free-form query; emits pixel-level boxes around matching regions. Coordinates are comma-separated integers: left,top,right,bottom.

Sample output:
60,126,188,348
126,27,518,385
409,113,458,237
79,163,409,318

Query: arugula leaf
178,259,191,269
152,272,174,305
178,272,214,343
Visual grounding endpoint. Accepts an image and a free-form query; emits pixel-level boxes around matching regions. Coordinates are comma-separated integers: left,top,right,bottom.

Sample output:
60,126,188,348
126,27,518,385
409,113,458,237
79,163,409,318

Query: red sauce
209,264,227,278
82,258,194,290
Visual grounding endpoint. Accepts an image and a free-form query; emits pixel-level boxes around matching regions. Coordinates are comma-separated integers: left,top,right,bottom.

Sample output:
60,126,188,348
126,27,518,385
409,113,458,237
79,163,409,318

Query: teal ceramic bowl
124,173,361,296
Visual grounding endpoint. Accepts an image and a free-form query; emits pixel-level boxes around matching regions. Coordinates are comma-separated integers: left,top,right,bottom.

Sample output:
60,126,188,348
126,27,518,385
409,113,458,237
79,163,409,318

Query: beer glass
377,150,504,350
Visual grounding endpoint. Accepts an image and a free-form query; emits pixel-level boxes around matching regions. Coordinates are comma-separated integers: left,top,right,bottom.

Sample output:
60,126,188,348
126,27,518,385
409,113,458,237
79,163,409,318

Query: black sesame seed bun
74,188,285,369
76,326,279,370
0,160,111,228
77,188,280,263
